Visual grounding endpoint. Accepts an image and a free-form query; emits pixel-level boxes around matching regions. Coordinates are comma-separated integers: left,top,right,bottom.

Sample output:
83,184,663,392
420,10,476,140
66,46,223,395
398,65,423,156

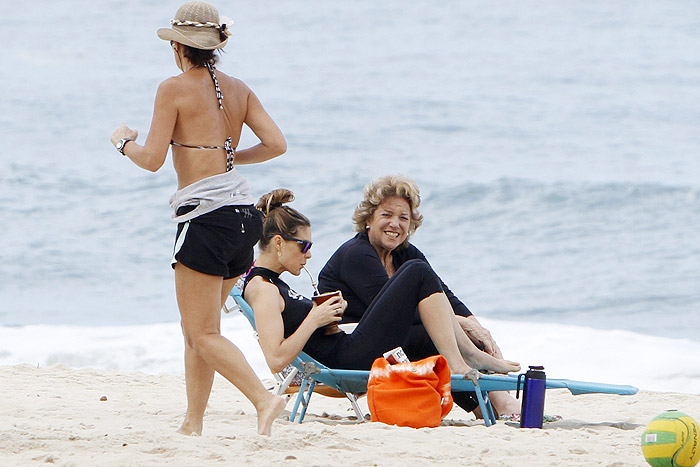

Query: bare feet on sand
256,394,287,436
176,420,203,436
175,393,286,437
489,391,521,415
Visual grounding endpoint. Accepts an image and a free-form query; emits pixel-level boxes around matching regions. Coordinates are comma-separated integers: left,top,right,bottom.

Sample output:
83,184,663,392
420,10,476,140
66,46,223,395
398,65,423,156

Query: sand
1,364,698,466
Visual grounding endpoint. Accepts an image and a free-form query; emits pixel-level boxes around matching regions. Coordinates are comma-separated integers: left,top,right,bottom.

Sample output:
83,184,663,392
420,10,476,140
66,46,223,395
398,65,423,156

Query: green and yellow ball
641,410,699,467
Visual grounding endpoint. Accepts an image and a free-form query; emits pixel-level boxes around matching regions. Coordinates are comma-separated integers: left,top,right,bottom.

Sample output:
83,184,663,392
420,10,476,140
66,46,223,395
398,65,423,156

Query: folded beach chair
227,287,638,426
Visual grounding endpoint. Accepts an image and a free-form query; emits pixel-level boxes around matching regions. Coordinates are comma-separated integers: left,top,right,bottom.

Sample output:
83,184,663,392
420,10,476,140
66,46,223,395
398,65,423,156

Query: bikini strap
170,141,224,150
224,136,235,171
170,138,235,172
206,63,224,110
206,63,235,170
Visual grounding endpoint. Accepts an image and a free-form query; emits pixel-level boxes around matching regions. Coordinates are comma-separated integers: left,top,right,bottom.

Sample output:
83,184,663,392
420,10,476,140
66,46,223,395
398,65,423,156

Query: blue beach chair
226,287,366,422
227,287,638,426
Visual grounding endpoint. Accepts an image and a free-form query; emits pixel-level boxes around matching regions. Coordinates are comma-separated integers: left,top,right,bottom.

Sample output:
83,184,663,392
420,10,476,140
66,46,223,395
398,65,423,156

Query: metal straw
302,265,320,296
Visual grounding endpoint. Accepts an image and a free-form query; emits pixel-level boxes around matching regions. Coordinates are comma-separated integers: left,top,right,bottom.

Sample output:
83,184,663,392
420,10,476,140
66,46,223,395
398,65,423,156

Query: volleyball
641,410,699,467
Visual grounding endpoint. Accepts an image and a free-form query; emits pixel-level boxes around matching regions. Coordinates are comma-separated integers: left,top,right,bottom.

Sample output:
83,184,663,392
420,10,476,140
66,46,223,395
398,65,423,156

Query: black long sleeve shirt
318,232,472,323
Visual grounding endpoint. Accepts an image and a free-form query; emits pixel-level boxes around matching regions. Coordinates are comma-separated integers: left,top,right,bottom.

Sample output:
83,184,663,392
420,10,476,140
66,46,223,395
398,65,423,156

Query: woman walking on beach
110,1,286,436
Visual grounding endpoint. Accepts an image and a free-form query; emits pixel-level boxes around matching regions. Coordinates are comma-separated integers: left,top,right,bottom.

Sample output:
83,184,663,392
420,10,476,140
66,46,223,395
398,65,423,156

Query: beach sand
1,364,698,466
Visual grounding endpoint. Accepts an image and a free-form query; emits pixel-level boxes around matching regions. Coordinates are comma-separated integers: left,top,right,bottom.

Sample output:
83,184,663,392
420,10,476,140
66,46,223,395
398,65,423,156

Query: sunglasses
281,235,313,253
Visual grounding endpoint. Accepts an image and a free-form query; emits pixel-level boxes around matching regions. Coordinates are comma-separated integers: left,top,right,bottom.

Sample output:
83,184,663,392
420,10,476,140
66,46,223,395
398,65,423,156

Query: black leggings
333,259,479,411
334,259,442,369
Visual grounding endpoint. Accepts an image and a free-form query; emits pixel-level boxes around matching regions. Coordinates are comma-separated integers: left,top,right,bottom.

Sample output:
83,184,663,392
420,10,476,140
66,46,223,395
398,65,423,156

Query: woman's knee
395,259,437,280
397,259,435,277
396,260,441,292
181,324,221,353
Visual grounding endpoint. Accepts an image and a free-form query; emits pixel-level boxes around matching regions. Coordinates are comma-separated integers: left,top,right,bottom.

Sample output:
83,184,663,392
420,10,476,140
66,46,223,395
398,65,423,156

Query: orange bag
367,355,453,428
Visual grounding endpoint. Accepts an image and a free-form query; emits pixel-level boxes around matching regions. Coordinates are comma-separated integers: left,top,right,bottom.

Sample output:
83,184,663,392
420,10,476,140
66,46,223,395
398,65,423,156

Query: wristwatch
116,137,133,156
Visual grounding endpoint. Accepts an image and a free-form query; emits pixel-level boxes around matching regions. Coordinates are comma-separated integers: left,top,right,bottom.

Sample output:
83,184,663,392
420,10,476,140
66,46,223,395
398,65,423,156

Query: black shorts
172,205,263,279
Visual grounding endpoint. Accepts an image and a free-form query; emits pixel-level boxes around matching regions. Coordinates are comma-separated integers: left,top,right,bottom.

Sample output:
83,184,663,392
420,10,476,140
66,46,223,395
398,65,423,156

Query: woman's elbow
142,155,166,172
266,355,291,374
271,137,287,157
269,363,286,374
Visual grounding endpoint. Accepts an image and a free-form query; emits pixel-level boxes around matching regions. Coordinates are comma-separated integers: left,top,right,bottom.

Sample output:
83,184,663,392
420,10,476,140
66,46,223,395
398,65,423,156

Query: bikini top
170,63,235,172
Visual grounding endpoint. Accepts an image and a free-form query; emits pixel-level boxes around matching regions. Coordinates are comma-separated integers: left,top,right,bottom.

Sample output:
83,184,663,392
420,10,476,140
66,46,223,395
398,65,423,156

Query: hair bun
256,188,295,216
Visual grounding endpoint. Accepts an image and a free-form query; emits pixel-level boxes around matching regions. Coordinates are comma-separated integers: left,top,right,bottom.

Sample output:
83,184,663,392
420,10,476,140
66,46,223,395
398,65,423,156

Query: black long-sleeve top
318,232,472,323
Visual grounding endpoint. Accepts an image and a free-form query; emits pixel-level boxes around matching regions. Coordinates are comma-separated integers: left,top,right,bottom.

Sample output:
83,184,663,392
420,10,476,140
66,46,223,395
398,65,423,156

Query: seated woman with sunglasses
243,189,519,388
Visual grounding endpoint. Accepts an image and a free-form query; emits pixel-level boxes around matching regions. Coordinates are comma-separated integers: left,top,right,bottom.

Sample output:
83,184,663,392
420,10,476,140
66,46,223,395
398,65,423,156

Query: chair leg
345,393,366,422
289,379,308,422
483,391,497,426
297,381,316,423
273,367,299,396
474,388,497,426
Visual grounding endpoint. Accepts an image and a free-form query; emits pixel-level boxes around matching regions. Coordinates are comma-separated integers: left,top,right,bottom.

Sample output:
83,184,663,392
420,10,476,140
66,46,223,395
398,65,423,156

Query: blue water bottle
516,365,546,428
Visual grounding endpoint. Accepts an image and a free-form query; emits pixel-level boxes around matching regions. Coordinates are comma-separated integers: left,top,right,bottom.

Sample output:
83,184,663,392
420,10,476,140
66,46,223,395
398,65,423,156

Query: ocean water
1,1,699,393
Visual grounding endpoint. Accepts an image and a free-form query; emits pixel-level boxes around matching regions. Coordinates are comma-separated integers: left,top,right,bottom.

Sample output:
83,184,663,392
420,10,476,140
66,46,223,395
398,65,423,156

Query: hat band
171,19,223,30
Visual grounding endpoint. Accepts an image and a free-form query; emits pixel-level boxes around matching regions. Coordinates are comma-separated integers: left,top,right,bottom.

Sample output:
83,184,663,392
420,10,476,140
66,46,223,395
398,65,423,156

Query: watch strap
117,137,132,156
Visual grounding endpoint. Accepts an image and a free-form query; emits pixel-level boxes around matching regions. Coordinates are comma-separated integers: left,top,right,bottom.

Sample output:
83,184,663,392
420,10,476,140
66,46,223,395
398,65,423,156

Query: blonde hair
256,188,310,250
352,175,423,247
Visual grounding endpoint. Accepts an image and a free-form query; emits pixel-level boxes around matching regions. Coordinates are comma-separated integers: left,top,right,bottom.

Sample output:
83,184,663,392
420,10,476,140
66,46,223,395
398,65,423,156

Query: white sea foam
1,313,698,394
0,312,267,379
480,318,700,394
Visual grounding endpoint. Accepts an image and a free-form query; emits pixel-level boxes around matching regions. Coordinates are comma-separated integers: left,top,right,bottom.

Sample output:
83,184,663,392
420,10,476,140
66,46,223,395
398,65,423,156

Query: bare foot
489,391,521,415
449,362,475,375
256,394,287,436
464,350,520,374
176,419,203,436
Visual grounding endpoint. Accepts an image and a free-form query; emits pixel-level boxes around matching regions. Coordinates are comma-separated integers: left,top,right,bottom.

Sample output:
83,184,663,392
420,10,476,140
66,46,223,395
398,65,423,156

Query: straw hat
157,1,232,50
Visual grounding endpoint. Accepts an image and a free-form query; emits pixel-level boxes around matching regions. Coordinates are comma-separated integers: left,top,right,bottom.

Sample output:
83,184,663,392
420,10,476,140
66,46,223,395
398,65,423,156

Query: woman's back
169,67,250,188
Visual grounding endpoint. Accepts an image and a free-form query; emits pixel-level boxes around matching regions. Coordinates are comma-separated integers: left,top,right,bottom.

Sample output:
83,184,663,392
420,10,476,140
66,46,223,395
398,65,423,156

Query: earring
277,250,282,258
